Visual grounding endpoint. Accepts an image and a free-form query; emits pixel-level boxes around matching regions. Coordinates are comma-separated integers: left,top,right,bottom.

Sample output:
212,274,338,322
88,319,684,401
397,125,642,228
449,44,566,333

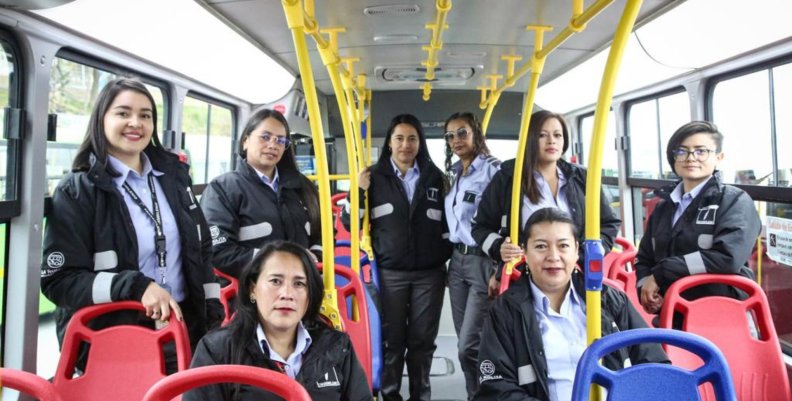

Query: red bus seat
0,368,62,401
607,249,655,327
53,301,191,401
141,365,311,401
213,268,239,325
659,274,791,401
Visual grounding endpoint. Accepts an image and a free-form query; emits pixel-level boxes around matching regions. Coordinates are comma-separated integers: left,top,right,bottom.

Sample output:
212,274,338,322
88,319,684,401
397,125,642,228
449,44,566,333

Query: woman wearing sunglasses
201,108,321,280
471,110,620,297
442,112,500,400
635,121,760,321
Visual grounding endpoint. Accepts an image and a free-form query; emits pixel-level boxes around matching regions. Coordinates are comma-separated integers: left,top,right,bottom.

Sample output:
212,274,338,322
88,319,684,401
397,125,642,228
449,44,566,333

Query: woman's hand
488,274,500,299
639,276,663,314
142,282,183,323
358,168,371,190
499,237,524,263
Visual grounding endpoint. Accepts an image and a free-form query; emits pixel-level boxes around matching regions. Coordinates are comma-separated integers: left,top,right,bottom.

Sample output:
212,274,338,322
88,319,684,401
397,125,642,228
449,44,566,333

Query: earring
250,296,256,304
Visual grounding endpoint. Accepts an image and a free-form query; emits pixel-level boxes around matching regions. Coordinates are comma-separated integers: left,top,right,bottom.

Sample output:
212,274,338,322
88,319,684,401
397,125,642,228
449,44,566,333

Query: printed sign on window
767,216,792,265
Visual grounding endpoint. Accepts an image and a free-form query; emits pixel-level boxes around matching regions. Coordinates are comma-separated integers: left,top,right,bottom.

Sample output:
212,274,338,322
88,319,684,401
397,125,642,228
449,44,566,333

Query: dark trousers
379,267,445,401
448,249,494,400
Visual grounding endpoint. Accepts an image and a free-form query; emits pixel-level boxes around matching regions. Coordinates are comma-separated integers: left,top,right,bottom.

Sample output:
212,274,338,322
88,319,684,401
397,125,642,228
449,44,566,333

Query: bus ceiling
196,0,680,96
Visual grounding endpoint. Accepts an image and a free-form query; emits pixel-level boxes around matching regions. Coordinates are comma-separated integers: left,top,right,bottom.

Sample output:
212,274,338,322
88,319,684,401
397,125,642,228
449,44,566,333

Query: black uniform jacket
41,151,224,346
635,173,760,299
200,160,320,278
350,156,452,271
471,158,621,263
475,270,669,401
185,324,373,401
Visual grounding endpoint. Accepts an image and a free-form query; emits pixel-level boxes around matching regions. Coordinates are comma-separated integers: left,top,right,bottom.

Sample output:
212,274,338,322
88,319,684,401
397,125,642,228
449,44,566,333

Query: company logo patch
47,252,65,269
316,367,341,388
210,225,220,239
427,187,439,202
479,360,502,383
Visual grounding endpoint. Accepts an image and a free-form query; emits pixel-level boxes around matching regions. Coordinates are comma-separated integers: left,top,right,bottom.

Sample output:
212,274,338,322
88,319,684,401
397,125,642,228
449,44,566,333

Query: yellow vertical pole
281,0,341,330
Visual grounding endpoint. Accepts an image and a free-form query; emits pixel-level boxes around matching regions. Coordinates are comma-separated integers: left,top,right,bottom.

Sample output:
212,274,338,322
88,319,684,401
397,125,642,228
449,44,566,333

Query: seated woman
185,241,371,401
475,208,668,401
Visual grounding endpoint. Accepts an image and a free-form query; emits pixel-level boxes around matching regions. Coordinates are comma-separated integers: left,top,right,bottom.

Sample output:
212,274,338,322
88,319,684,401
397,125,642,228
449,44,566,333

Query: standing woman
636,121,761,318
200,108,321,279
472,110,620,294
41,78,224,354
442,112,500,400
356,114,452,401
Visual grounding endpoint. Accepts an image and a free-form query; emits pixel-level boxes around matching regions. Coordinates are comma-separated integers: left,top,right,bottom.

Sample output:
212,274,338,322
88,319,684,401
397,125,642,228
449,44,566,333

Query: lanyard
123,173,168,287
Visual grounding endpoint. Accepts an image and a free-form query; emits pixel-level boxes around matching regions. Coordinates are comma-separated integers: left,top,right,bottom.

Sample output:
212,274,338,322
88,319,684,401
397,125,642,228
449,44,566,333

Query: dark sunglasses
444,127,470,142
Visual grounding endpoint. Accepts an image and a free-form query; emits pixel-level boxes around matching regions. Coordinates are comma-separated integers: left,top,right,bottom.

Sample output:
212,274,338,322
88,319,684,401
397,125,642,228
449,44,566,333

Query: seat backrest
607,251,655,326
332,192,351,241
0,368,63,401
141,365,312,401
571,328,737,401
213,268,239,325
659,274,791,401
614,236,636,253
497,258,524,295
316,264,373,389
53,301,191,401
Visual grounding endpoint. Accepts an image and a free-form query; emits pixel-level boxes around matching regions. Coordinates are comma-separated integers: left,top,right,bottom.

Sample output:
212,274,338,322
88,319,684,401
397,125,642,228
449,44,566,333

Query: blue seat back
571,328,736,401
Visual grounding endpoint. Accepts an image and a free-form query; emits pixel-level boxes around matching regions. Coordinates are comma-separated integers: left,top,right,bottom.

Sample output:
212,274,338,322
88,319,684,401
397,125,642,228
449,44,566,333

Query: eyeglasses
257,133,291,149
673,148,716,162
444,127,470,142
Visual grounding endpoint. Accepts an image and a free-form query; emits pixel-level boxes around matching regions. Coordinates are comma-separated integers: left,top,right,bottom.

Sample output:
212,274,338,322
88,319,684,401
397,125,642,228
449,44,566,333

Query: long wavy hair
521,110,570,204
72,77,165,175
443,112,490,177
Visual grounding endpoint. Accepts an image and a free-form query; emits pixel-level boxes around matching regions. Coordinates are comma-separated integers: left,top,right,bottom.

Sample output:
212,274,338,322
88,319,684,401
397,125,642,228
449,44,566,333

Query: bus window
182,95,234,185
627,91,690,179
711,70,773,185
772,63,792,187
579,112,617,176
47,57,166,195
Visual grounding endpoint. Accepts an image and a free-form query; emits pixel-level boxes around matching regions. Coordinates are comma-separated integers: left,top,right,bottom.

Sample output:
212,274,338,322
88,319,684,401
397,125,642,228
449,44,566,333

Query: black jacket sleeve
339,335,374,401
41,180,151,308
635,207,659,295
475,301,542,401
652,190,760,291
200,179,256,278
472,170,509,263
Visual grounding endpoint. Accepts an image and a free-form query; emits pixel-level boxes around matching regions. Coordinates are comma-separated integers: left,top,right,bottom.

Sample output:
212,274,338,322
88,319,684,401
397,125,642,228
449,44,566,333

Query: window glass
755,202,792,348
0,41,18,202
773,63,792,187
628,92,691,179
207,104,234,181
47,58,166,195
579,112,617,176
182,96,210,184
711,70,773,185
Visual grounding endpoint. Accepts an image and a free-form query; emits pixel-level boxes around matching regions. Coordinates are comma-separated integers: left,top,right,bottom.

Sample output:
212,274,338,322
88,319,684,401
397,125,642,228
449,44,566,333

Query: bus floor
35,289,469,401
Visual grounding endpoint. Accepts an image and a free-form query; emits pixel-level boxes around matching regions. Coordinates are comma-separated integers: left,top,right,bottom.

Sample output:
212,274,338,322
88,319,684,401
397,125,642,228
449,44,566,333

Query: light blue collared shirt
257,322,313,379
521,168,570,229
445,154,500,246
251,165,280,193
108,154,186,302
390,158,420,203
529,278,587,401
669,178,710,227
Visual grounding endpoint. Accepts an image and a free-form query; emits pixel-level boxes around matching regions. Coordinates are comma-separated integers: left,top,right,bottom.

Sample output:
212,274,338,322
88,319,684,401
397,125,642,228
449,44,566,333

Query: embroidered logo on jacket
316,367,341,388
47,252,65,268
696,205,719,225
210,225,226,246
479,360,502,383
427,187,439,202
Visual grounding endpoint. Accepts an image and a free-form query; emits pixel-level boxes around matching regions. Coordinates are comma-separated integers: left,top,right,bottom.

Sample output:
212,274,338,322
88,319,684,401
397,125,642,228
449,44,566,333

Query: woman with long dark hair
351,113,452,401
41,78,224,358
472,109,621,295
185,241,371,401
200,108,321,279
442,112,500,400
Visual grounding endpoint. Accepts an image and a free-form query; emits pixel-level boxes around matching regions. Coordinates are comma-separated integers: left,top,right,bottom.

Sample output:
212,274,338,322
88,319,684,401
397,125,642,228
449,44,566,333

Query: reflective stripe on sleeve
92,272,116,304
684,251,707,275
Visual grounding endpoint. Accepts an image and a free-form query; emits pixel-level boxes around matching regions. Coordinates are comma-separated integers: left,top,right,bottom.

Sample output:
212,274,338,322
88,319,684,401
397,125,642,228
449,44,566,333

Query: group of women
41,77,761,401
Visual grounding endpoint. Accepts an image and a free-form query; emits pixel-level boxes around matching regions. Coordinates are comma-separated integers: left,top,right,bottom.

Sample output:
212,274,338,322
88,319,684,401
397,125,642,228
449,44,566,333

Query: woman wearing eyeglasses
635,121,760,319
442,112,500,400
201,109,321,279
471,110,620,296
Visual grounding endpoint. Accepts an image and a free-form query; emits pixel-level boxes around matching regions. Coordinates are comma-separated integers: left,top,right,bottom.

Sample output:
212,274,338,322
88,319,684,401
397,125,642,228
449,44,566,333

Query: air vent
377,66,479,85
363,4,420,17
